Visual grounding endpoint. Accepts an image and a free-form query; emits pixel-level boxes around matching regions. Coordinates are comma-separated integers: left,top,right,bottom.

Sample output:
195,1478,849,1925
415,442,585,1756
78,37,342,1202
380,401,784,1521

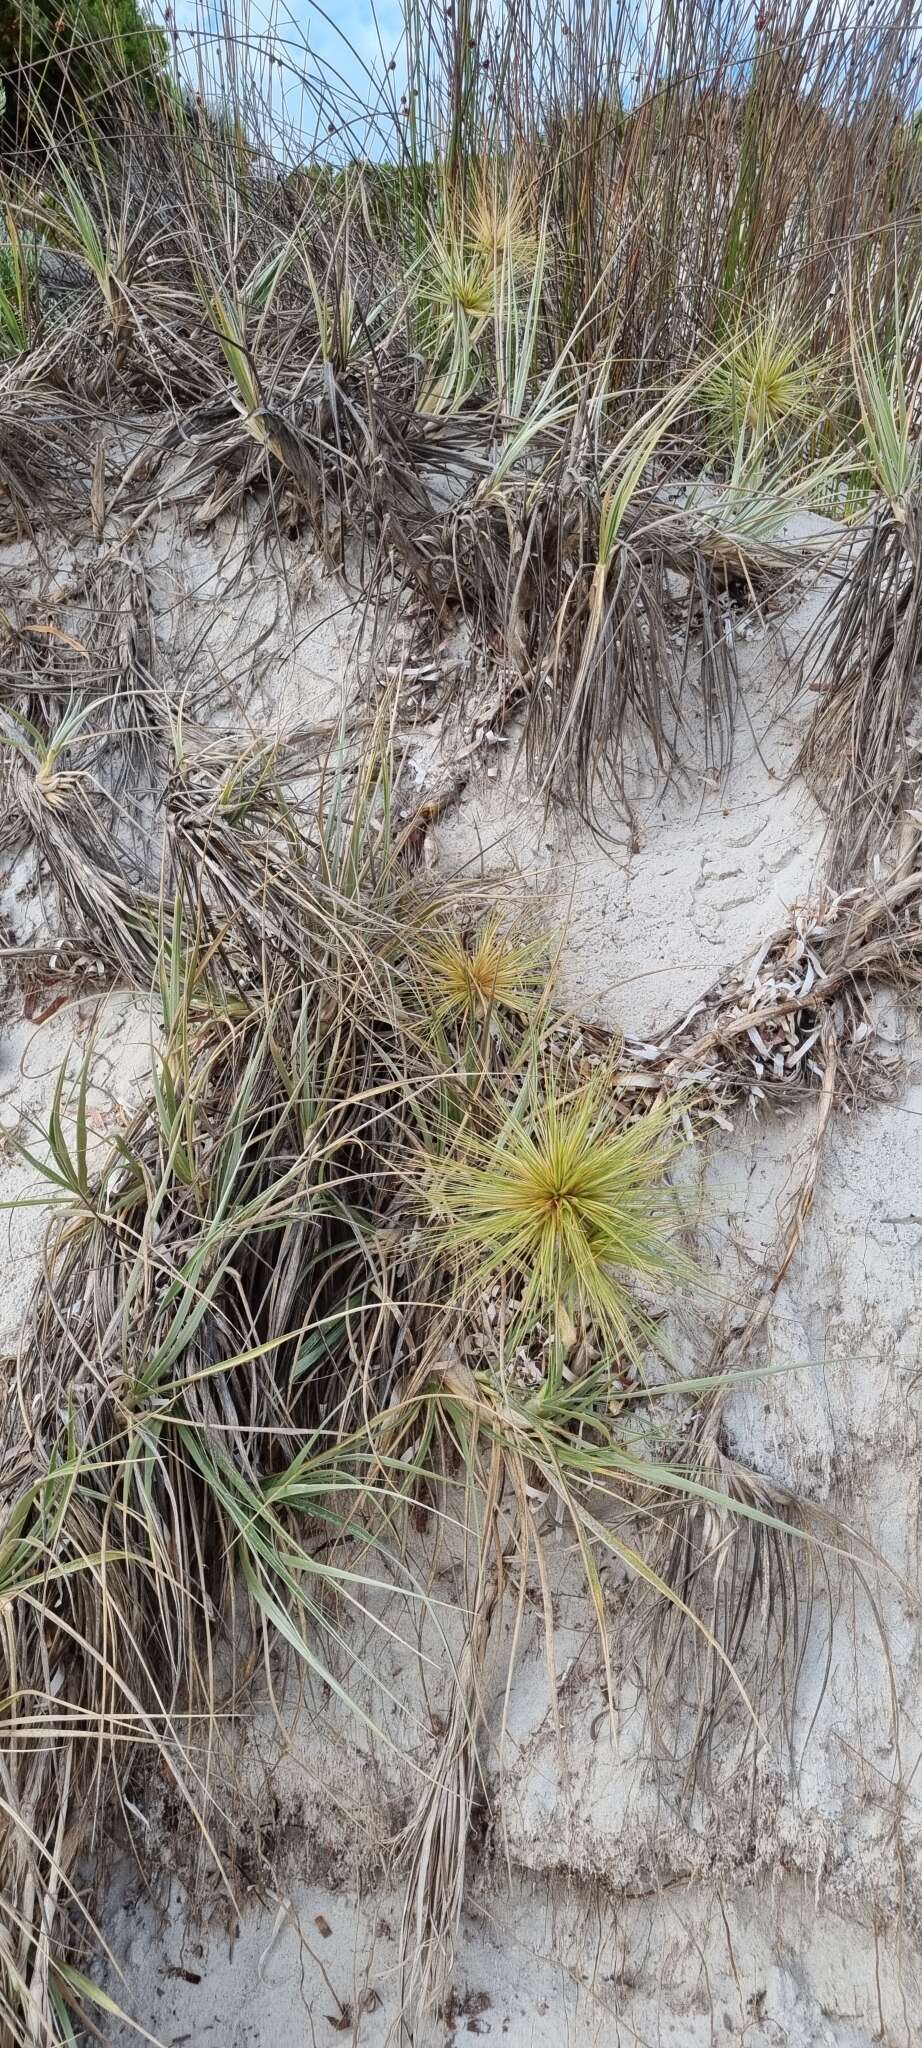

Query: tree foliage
0,0,166,135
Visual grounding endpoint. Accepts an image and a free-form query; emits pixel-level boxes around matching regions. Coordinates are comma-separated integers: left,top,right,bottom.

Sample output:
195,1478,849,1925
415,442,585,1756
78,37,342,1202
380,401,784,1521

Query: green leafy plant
703,312,823,459
46,155,136,337
428,1062,685,1364
0,208,41,354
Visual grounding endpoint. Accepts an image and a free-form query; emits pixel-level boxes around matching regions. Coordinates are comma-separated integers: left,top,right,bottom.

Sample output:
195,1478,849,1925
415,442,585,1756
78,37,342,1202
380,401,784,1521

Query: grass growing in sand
0,708,843,2044
2,0,922,2038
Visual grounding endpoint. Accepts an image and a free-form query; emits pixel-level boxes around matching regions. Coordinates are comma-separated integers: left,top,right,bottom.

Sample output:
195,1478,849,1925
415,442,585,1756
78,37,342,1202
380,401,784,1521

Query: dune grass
1,0,921,2037
426,1062,686,1360
1,0,921,828
0,713,838,2044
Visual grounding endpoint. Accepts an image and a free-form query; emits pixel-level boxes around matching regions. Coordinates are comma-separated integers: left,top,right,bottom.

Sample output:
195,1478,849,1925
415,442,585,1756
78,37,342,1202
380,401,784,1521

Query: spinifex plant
419,910,549,1037
427,1057,685,1369
703,310,823,462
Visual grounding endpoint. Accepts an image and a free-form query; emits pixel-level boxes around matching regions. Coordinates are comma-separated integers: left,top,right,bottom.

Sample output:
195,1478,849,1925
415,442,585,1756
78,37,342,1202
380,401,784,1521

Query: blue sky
154,0,407,157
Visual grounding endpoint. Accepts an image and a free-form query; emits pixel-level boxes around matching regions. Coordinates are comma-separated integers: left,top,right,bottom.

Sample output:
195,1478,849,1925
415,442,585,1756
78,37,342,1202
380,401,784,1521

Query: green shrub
0,0,166,138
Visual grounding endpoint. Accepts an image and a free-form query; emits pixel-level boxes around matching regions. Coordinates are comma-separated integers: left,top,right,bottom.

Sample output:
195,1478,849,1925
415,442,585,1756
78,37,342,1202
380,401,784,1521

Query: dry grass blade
0,354,92,545
3,701,161,982
797,501,922,880
398,1451,502,2021
797,292,922,878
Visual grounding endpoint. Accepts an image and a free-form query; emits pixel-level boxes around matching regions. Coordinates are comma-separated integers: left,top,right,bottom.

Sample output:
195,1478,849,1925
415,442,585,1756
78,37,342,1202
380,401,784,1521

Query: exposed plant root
398,1454,502,2026
712,1019,839,1374
797,500,922,881
617,865,922,1118
639,1023,840,1793
641,1407,832,1800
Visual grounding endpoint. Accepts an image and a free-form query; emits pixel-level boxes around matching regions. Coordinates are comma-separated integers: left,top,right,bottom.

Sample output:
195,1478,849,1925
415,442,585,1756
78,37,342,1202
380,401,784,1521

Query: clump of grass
428,1062,684,1362
703,311,823,460
414,164,543,411
797,286,922,878
0,723,836,2046
0,732,440,2042
419,910,548,1032
47,158,134,341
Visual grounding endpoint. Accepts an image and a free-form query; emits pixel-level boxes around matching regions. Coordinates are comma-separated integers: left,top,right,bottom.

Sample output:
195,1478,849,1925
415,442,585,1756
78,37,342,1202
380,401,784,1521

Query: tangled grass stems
798,291,922,879
3,698,162,982
0,722,845,2045
0,351,92,546
0,749,447,2041
5,10,919,824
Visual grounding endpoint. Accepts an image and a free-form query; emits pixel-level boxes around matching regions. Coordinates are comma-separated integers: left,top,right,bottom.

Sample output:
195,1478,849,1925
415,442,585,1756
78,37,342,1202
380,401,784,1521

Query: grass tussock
2,0,922,836
0,718,840,2045
419,909,548,1032
428,1067,684,1357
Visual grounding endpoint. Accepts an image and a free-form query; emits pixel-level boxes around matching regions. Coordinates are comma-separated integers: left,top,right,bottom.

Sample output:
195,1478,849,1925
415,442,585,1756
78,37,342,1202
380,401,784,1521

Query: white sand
3,507,921,2048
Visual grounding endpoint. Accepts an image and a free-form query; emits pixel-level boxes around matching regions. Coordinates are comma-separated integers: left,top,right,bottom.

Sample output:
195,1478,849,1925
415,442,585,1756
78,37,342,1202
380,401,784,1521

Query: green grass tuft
428,1063,686,1363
